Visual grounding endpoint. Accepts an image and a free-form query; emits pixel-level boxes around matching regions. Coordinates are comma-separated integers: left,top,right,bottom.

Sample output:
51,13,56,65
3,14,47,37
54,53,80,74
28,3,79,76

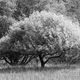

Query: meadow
0,63,80,80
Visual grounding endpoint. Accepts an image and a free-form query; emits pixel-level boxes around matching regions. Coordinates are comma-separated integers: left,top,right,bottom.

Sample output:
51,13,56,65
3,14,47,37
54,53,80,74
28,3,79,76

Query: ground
0,64,80,80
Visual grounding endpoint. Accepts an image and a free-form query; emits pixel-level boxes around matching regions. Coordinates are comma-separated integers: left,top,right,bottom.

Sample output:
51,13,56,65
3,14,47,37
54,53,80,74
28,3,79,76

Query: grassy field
0,64,80,80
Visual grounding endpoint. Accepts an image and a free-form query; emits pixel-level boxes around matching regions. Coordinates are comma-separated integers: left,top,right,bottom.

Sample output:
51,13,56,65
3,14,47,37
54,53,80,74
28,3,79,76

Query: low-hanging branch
44,52,63,64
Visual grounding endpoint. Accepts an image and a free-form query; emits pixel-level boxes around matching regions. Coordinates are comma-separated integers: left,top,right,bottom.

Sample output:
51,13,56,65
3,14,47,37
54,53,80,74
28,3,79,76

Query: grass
0,64,80,80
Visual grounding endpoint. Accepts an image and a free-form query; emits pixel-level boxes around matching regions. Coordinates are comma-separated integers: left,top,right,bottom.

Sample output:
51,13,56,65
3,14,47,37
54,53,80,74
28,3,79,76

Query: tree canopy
0,10,80,66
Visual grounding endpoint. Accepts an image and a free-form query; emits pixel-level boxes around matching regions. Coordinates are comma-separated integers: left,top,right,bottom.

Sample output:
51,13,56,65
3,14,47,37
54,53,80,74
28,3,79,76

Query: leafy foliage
0,16,12,38
0,1,15,17
0,0,80,66
4,10,80,66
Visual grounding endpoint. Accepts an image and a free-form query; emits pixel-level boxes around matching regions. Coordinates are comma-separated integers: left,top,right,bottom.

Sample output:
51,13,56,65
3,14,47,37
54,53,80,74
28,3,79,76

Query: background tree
0,16,12,38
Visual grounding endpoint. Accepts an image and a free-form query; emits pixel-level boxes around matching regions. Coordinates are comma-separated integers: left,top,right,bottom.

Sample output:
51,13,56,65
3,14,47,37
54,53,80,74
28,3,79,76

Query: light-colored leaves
0,10,80,55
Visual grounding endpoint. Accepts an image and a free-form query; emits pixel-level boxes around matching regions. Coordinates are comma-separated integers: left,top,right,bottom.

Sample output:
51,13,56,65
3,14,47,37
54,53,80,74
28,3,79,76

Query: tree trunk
39,54,45,68
20,55,28,65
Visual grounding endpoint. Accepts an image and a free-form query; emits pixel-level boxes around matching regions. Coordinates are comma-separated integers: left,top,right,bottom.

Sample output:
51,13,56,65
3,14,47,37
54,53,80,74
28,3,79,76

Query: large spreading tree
0,10,80,67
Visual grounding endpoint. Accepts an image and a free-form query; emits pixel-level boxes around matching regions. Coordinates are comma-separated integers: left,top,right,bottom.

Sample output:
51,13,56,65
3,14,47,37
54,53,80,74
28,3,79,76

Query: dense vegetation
0,0,80,68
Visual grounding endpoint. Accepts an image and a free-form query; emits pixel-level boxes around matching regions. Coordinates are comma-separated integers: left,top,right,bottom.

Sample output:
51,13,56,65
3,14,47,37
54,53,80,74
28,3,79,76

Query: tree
0,10,80,67
26,11,80,67
11,11,80,67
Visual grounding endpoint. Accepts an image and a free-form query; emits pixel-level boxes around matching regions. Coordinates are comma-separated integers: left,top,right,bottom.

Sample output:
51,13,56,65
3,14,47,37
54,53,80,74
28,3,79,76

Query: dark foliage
0,16,11,38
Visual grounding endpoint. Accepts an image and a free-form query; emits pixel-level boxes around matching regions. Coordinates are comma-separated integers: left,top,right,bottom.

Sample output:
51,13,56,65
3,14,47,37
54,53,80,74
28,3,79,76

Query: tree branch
25,54,38,64
44,52,63,64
